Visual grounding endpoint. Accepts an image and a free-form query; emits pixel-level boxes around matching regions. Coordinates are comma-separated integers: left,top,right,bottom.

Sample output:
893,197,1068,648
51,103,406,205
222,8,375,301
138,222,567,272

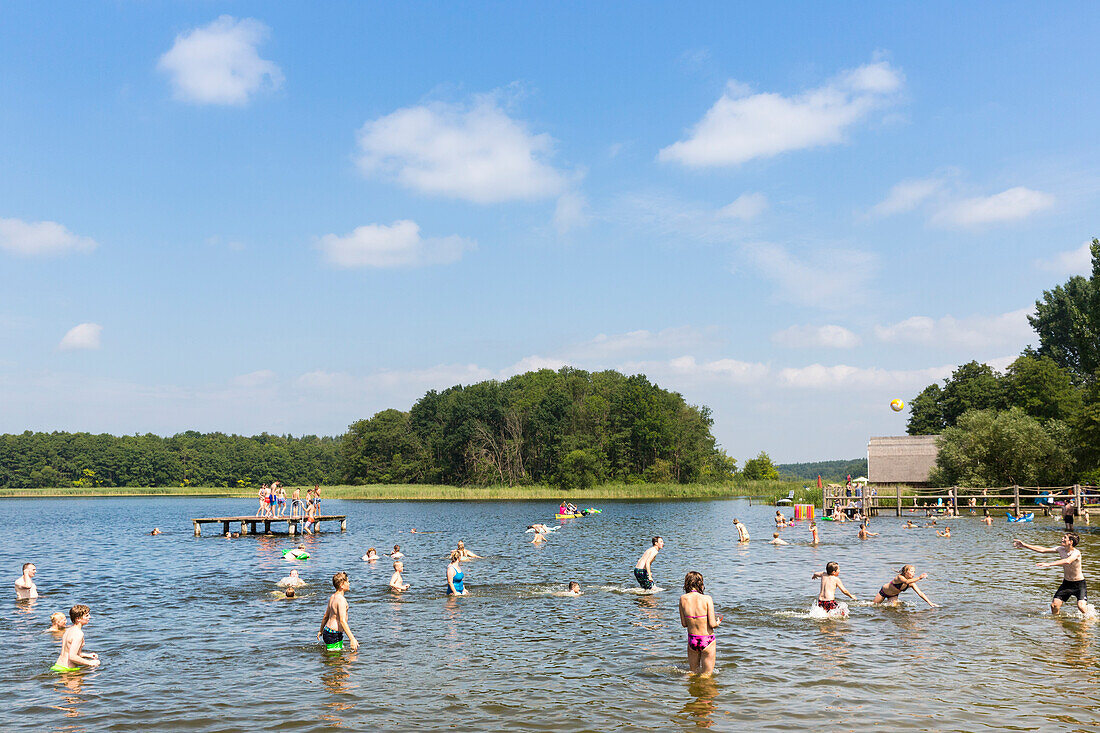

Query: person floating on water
566,581,582,596
769,532,788,545
873,564,937,607
15,562,37,599
278,569,306,588
811,562,856,616
318,572,358,651
1015,534,1089,616
679,571,721,676
904,520,916,529
52,604,99,672
532,532,547,544
150,528,162,535
390,561,409,592
633,536,663,590
362,548,379,562
732,519,749,543
49,612,67,633
447,551,467,596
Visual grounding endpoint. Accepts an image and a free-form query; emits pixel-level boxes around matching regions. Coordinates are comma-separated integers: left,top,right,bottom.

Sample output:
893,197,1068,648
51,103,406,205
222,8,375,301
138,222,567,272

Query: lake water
4,497,1100,732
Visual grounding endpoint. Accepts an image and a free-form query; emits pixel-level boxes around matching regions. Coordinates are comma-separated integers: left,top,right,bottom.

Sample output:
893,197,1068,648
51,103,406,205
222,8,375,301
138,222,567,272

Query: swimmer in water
278,569,307,588
1015,533,1089,615
271,587,298,600
811,562,857,613
858,524,878,540
936,527,951,538
362,548,379,562
49,612,67,633
454,541,482,560
150,528,161,536
873,564,937,607
446,551,467,596
634,536,663,590
53,605,99,671
775,510,786,527
981,513,993,525
809,521,819,545
769,532,789,545
732,519,750,543
318,572,358,651
15,563,37,599
532,533,546,544
566,581,582,596
386,545,404,560
904,520,916,529
679,571,721,676
389,561,409,592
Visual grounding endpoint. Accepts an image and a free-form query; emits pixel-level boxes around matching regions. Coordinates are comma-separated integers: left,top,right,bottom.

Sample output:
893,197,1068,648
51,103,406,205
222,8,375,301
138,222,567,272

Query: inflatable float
1007,513,1035,523
556,513,583,519
282,548,310,560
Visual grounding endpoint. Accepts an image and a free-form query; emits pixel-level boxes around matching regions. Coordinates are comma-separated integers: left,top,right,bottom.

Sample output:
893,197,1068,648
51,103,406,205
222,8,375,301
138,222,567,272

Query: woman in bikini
678,571,721,676
873,564,938,607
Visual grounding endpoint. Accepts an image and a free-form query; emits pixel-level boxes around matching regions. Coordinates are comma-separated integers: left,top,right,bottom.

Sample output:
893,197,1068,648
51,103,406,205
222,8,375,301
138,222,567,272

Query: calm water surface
4,497,1100,732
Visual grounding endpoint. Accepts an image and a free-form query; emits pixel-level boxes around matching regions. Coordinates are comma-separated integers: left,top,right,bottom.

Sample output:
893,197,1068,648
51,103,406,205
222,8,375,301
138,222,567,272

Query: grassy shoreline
0,480,818,503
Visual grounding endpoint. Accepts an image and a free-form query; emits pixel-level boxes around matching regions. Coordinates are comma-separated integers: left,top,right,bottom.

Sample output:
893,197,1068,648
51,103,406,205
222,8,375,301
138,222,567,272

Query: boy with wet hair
811,562,857,613
52,605,99,672
633,537,663,589
1015,533,1089,615
318,572,359,651
389,561,409,592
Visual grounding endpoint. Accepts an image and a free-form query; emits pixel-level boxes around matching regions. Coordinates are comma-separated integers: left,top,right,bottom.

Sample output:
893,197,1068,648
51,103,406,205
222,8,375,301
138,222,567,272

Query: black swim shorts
1054,579,1087,602
321,627,344,645
634,567,653,590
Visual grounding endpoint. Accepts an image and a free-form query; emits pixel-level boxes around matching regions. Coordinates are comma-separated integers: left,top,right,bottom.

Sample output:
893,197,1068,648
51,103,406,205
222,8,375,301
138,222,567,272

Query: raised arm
1014,540,1056,553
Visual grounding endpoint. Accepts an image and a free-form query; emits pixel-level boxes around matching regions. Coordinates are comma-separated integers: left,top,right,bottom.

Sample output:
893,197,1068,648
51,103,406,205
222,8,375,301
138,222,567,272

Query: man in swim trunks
1015,534,1089,615
53,604,99,671
318,571,358,651
15,562,37,599
811,562,856,612
1062,500,1076,531
634,536,663,590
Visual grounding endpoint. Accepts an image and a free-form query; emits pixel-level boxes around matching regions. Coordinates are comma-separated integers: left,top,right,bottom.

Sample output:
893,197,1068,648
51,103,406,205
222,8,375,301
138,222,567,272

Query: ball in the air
890,398,905,412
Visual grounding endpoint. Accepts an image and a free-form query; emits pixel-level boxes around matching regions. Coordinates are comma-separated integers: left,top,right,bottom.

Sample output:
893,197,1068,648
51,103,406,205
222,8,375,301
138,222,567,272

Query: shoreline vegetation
0,480,822,503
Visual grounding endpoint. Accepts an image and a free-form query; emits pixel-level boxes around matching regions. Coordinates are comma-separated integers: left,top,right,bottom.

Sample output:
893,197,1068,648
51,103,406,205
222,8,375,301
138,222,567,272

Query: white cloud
158,16,282,105
772,324,861,349
658,61,903,167
553,192,590,233
317,220,474,268
0,217,97,256
932,186,1054,227
778,363,955,389
1038,240,1094,275
869,177,944,217
717,192,768,221
624,355,770,385
743,242,877,309
874,308,1033,348
568,327,706,361
59,323,102,351
233,369,275,387
357,94,569,203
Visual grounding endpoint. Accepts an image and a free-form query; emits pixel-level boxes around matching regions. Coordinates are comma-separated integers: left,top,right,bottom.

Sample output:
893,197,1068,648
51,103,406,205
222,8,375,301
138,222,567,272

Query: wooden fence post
1075,484,1082,513
1013,485,1020,516
896,484,901,516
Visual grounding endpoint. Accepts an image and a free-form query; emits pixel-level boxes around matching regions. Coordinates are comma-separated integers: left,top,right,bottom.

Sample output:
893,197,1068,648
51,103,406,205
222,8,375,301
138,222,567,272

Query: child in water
389,561,409,591
811,562,857,616
362,548,379,562
53,605,99,672
679,571,721,676
809,521,819,545
937,527,952,538
48,612,67,633
858,524,878,539
769,532,789,545
567,581,582,596
732,519,750,542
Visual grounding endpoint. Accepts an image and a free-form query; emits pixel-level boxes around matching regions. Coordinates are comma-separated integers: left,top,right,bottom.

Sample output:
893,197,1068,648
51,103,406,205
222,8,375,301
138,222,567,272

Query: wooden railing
822,485,1100,517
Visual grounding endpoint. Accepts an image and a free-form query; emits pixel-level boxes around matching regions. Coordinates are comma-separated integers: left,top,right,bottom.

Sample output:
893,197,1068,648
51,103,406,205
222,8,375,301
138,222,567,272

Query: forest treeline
777,458,867,482
0,368,749,489
908,238,1100,487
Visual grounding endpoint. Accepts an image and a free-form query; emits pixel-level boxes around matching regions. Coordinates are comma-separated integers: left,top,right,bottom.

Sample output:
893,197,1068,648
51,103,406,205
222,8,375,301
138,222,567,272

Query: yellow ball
890,399,905,412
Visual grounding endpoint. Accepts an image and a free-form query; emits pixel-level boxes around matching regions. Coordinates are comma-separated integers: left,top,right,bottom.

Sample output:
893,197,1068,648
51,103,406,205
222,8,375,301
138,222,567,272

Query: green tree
554,449,601,490
741,451,779,480
929,408,1075,487
939,361,1004,426
1001,354,1082,422
907,383,945,435
1029,238,1100,382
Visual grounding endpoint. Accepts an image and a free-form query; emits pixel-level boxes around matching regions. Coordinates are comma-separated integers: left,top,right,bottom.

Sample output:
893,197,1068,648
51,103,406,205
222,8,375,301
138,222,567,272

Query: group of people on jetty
16,496,1093,678
256,481,322,521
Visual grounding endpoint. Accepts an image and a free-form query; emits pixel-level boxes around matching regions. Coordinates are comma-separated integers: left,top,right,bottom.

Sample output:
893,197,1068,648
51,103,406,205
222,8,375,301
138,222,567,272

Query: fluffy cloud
932,186,1054,227
658,61,903,167
568,327,706,360
317,220,474,268
869,177,945,217
0,217,97,256
59,323,102,351
357,94,569,203
233,369,275,387
743,242,878,309
1038,240,1094,275
158,16,282,105
553,192,590,233
778,362,954,389
717,192,768,221
874,308,1033,348
772,324,860,349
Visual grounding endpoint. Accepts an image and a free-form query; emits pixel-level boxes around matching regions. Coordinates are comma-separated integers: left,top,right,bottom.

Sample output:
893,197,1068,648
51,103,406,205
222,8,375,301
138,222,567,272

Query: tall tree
1029,238,1100,382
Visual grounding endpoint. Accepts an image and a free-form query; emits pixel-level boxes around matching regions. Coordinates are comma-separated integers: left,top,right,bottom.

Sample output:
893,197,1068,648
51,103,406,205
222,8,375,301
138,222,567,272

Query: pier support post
223,521,230,535
341,518,347,532
289,521,296,536
896,484,901,516
193,521,201,537
264,521,271,534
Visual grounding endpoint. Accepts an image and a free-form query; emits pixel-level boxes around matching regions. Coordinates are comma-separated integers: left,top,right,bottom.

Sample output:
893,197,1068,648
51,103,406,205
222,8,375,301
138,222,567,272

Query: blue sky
2,3,1098,461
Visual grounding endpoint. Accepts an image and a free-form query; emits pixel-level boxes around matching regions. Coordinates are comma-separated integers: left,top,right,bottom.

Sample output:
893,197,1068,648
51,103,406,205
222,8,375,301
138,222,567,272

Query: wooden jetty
822,484,1100,518
192,514,347,536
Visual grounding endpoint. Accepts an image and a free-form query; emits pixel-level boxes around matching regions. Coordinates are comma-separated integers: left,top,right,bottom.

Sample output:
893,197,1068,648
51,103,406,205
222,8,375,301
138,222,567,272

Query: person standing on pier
1014,534,1089,615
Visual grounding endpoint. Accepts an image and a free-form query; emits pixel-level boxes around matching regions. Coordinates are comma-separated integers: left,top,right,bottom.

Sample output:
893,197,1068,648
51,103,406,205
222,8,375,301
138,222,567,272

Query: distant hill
777,458,867,482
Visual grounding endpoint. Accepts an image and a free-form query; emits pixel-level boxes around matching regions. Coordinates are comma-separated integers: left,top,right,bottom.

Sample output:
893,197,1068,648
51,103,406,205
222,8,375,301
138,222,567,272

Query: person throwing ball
1015,533,1088,615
